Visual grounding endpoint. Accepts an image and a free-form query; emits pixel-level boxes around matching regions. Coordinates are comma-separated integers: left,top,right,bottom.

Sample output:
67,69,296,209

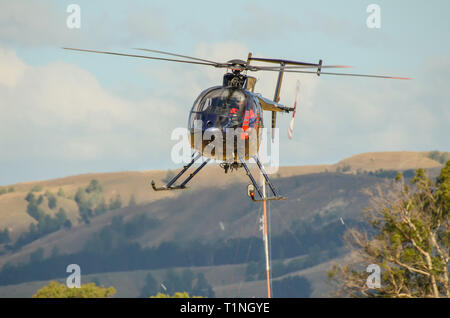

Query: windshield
188,87,261,132
194,88,247,116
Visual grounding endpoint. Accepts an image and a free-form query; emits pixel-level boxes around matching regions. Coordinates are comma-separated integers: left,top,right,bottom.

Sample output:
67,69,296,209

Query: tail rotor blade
288,81,300,140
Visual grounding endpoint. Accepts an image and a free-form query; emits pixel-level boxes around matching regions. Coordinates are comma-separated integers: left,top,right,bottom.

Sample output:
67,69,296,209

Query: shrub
85,179,102,194
30,185,43,193
33,281,116,298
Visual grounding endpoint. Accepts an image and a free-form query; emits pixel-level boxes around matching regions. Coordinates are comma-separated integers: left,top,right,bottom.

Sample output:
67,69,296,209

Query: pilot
228,94,245,126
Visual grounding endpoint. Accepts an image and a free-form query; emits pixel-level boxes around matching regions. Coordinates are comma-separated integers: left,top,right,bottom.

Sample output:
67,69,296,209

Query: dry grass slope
0,151,445,297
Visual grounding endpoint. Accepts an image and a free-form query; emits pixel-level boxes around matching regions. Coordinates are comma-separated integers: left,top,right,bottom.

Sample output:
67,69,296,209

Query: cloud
125,5,172,45
226,5,302,41
0,42,319,183
0,46,185,183
0,0,63,46
0,48,26,87
0,0,172,47
0,42,449,185
278,59,450,164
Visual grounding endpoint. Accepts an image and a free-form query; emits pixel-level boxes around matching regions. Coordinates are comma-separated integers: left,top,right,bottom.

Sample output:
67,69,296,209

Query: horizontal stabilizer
256,95,295,113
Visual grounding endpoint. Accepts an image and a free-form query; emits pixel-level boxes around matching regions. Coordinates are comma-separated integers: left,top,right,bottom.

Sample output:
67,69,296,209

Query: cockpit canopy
193,87,246,115
188,86,261,131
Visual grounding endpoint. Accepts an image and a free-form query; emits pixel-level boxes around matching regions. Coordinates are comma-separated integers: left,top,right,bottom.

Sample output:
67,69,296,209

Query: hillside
0,150,445,297
333,151,443,172
0,151,442,239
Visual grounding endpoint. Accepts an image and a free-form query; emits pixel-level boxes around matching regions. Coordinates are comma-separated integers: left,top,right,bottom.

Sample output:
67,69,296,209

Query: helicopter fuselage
188,84,264,161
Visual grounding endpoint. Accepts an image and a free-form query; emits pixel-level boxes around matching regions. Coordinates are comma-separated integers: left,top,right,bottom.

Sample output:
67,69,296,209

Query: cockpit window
189,86,261,131
194,88,247,116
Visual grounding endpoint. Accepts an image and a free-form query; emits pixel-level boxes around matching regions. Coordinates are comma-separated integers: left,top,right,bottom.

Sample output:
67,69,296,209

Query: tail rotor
288,80,300,140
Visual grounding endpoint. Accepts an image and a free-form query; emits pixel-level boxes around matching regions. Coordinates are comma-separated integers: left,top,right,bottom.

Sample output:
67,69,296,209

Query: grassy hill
0,151,443,238
333,151,444,172
0,151,446,297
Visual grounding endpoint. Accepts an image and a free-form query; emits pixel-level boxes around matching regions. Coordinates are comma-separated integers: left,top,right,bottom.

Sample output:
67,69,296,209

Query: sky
0,0,449,185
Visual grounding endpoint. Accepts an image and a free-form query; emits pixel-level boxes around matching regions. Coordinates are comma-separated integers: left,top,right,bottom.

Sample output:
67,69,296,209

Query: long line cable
261,175,272,298
268,199,273,297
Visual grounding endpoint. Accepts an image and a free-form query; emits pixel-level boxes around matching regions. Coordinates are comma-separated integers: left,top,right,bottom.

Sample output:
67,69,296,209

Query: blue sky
0,0,449,185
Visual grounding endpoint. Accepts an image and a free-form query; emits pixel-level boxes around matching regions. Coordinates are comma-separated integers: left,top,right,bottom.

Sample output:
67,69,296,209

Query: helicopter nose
204,127,221,135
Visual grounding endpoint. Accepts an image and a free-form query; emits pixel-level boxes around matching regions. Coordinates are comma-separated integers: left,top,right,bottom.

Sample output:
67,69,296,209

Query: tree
272,276,312,298
26,201,45,222
329,162,449,298
140,273,158,298
33,281,116,298
30,185,43,193
0,228,11,244
192,273,215,297
64,219,72,229
74,188,87,205
109,194,122,210
48,193,57,210
94,197,108,216
75,188,93,224
159,269,214,298
55,208,69,226
428,151,449,165
29,248,45,263
151,292,193,298
36,195,44,205
25,192,35,202
85,179,102,194
57,188,65,197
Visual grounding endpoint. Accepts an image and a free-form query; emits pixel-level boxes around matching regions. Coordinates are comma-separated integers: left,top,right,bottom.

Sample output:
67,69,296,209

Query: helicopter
64,47,410,201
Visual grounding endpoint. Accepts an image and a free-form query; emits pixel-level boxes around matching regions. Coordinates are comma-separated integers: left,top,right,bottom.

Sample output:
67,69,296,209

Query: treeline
0,229,11,244
0,187,15,196
0,215,360,286
245,246,340,282
366,169,416,179
428,150,449,164
140,270,215,298
273,276,312,298
10,192,71,250
334,165,416,179
244,217,350,282
7,179,130,250
74,179,123,224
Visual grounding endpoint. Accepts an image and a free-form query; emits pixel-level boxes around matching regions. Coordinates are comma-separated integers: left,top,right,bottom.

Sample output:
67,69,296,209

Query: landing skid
238,155,286,202
151,152,210,191
151,152,285,201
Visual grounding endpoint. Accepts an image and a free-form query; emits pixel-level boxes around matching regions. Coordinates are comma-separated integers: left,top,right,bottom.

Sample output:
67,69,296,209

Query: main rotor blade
63,47,220,67
249,56,319,67
254,67,411,80
133,48,224,66
254,65,352,71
